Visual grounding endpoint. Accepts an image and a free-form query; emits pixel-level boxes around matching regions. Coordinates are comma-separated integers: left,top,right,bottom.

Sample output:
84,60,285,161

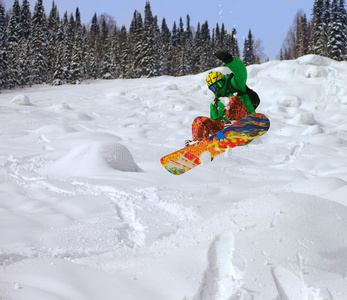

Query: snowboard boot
185,140,198,147
224,120,237,128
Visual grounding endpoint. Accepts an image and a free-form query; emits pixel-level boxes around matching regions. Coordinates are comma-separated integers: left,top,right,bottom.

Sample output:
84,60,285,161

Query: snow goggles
208,78,225,93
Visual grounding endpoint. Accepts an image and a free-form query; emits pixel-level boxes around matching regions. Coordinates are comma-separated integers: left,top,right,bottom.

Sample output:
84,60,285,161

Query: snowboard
160,113,270,175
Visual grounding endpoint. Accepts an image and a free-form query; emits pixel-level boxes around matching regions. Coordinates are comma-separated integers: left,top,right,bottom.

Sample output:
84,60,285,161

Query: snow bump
11,94,32,106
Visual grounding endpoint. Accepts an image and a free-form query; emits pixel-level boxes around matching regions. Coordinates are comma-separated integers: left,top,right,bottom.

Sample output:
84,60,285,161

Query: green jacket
210,58,255,122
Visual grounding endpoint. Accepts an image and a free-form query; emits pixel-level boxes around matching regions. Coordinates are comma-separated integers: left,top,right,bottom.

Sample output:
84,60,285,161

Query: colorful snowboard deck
160,113,270,175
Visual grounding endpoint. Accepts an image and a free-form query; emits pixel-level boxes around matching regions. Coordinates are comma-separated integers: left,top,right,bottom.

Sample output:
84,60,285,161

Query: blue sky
2,0,316,59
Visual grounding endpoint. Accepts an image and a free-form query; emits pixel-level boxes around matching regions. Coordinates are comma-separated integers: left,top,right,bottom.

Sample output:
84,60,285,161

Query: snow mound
74,112,93,121
49,103,72,111
34,124,78,134
297,54,332,66
43,142,143,177
302,124,322,136
186,85,202,94
289,112,316,125
277,95,301,107
305,66,329,78
11,94,32,105
166,84,179,90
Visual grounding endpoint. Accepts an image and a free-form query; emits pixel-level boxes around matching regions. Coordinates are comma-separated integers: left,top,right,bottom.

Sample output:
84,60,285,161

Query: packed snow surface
0,55,347,299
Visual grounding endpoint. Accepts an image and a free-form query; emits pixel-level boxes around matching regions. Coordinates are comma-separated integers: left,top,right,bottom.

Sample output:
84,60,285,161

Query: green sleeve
224,58,256,114
224,58,247,92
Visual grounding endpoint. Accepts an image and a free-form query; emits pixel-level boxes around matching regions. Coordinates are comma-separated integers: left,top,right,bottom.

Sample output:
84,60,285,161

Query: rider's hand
214,50,233,63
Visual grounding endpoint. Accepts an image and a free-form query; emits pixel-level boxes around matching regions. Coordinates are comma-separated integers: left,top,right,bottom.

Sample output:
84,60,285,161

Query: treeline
0,0,263,89
280,0,347,60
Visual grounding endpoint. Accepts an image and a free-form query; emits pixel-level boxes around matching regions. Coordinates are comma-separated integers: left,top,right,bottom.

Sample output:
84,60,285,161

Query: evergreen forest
281,0,347,61
0,0,346,90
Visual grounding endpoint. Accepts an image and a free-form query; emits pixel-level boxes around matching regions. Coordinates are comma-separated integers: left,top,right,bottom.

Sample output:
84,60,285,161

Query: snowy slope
0,54,347,300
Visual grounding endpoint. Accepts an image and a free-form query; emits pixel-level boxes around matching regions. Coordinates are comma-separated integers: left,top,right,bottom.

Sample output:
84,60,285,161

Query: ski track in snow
0,55,347,299
195,232,245,300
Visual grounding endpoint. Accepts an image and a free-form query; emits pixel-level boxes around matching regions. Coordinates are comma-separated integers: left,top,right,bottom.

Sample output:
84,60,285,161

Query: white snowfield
0,54,347,300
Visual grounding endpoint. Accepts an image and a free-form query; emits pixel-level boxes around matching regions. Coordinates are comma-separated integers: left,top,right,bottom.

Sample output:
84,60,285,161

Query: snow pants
191,96,250,141
192,117,224,141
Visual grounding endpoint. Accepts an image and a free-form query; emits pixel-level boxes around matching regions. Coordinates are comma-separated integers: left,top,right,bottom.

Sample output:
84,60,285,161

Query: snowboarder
186,50,256,146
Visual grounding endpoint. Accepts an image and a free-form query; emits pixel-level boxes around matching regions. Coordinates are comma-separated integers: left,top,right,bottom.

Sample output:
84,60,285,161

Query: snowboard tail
160,113,270,175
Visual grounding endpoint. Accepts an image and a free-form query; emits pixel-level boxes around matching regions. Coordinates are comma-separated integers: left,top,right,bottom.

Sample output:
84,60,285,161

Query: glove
214,50,233,63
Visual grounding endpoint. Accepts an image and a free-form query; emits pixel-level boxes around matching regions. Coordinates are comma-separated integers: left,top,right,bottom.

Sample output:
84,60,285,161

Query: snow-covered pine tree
0,3,7,89
327,0,346,60
88,13,101,79
159,18,172,75
222,24,228,48
0,4,5,41
191,22,202,73
100,16,111,78
127,10,143,78
214,23,222,51
310,0,327,55
230,27,240,58
47,1,59,81
52,14,65,85
18,0,32,87
177,15,193,76
118,25,128,78
204,22,217,70
21,0,31,40
69,7,84,83
200,21,213,70
338,0,347,59
0,4,5,42
213,23,229,66
6,0,21,88
52,12,72,84
139,1,160,77
65,13,75,78
17,38,30,86
243,29,256,65
185,15,194,74
6,0,20,41
210,27,217,66
219,24,229,52
47,1,59,32
152,15,161,76
169,21,179,75
321,0,331,56
175,17,185,75
31,0,49,84
108,26,121,79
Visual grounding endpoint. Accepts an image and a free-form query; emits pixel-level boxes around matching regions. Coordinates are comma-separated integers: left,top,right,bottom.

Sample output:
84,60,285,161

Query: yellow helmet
206,71,225,93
